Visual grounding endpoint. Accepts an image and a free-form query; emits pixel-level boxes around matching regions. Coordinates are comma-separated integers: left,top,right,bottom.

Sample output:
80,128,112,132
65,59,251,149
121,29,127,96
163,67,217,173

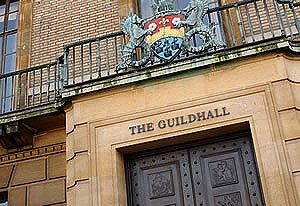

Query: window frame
0,0,19,113
138,0,190,19
137,0,226,49
0,0,19,75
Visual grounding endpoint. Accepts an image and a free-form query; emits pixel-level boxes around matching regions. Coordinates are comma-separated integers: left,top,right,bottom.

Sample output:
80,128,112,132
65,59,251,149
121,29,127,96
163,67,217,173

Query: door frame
86,88,294,206
124,130,265,206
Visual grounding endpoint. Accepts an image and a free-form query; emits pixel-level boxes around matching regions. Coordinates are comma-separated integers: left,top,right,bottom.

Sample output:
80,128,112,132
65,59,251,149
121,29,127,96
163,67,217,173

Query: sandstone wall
65,53,300,205
0,128,66,206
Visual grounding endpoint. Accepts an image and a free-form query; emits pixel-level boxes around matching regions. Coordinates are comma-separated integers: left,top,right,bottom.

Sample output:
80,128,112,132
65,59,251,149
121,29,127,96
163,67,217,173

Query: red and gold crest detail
145,15,185,45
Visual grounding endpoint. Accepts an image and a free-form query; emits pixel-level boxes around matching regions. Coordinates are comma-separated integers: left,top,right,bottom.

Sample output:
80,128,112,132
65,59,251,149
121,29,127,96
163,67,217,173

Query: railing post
16,73,21,110
274,0,286,36
56,59,62,98
277,0,300,35
62,47,69,87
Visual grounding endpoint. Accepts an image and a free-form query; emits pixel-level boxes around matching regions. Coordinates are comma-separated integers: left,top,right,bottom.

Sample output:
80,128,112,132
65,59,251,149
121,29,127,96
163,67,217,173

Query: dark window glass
1,76,11,93
0,37,3,63
139,0,154,18
0,191,8,206
0,16,4,33
4,53,16,73
5,33,16,54
9,0,18,12
0,0,18,113
139,0,189,18
7,12,18,31
1,76,13,112
138,0,224,43
0,0,18,75
0,1,5,15
0,7,5,16
175,0,189,10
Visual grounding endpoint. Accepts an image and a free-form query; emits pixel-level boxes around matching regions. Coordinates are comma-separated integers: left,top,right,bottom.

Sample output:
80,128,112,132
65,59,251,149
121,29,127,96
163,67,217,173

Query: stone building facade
0,0,299,205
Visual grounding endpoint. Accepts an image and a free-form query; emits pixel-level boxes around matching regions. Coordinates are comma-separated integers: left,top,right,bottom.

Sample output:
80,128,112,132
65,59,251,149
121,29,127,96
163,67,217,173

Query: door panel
143,165,181,206
126,134,264,206
129,150,195,206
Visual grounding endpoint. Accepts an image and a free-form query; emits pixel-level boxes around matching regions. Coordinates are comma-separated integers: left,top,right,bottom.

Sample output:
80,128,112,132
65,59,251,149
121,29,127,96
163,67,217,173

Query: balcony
0,0,299,123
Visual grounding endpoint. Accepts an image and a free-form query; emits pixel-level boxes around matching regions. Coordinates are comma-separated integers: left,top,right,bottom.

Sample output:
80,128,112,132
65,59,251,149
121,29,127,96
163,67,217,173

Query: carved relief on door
126,134,264,206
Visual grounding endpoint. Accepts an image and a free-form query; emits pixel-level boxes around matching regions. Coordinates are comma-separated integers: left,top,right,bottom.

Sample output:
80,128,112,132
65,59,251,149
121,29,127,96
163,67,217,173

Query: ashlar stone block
294,173,300,204
11,158,46,186
9,187,26,206
73,124,88,153
28,179,66,206
48,153,66,179
279,110,300,140
286,139,300,172
0,165,13,188
272,80,294,111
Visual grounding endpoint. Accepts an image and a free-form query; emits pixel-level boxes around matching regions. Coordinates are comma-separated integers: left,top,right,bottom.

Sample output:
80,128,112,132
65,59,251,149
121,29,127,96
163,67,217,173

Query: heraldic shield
145,15,185,61
117,0,226,71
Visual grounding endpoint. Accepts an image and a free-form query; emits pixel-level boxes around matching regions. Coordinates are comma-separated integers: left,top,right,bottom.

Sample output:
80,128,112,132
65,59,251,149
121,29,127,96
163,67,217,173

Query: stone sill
0,101,64,124
62,39,290,99
0,39,296,124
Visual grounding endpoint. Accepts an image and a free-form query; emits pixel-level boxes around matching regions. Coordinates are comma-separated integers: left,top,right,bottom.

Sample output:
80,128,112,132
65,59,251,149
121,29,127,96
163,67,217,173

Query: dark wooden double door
126,134,264,206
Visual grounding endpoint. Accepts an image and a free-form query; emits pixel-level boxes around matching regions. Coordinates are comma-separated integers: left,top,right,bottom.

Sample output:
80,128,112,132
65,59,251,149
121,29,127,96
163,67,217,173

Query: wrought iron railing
61,0,300,86
0,0,299,116
0,61,62,115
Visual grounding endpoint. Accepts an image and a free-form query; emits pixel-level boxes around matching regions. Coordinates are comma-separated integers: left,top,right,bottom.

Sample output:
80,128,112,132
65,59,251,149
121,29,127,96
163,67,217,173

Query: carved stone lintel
0,143,66,164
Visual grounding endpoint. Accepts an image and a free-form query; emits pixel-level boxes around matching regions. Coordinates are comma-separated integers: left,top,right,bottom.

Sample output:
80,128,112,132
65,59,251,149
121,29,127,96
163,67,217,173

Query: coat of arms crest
117,0,226,70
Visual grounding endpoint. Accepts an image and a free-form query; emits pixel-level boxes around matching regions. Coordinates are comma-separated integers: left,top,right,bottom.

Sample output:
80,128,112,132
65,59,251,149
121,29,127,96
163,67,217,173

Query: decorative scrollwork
216,192,242,206
209,158,238,188
117,0,227,70
150,171,174,198
175,0,226,53
117,13,153,71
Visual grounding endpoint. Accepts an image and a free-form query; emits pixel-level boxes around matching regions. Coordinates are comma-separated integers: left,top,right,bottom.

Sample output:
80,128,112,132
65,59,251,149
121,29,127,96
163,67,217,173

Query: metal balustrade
62,0,300,86
0,0,299,115
0,61,62,115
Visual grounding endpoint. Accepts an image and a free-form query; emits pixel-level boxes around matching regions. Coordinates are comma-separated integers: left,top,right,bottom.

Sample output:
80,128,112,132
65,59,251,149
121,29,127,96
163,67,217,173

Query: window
139,0,189,18
138,0,225,49
0,0,19,113
0,191,8,206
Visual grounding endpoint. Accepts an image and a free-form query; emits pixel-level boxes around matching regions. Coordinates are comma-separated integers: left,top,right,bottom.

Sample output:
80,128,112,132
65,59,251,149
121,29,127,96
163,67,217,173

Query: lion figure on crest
176,0,226,53
117,13,152,70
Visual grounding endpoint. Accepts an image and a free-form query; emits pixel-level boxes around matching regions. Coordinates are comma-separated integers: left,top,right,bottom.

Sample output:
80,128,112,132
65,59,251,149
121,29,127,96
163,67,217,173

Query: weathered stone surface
279,110,300,140
272,80,294,111
28,179,65,206
67,152,89,188
64,55,300,205
48,153,66,179
66,88,298,205
0,145,6,155
67,181,90,206
74,180,90,205
9,187,26,206
286,139,300,172
294,173,300,204
284,58,300,82
34,128,66,148
0,165,13,188
66,133,74,161
291,83,300,109
12,158,46,186
73,124,88,153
